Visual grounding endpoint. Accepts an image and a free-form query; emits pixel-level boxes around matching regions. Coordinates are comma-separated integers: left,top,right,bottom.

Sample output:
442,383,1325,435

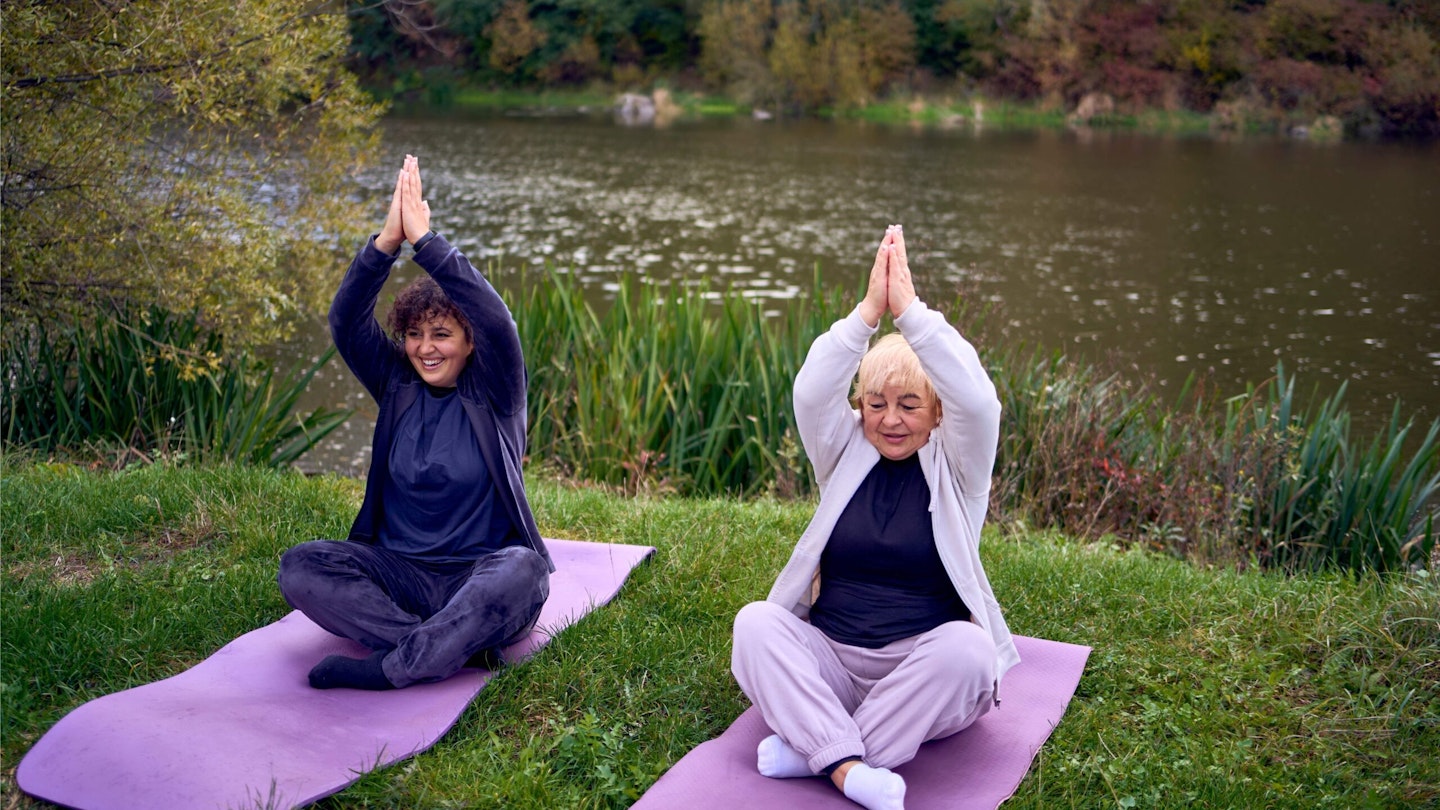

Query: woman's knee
732,601,783,684
733,600,790,640
277,541,330,596
464,545,549,614
498,544,549,577
277,540,366,609
921,621,997,684
480,546,550,602
732,601,805,672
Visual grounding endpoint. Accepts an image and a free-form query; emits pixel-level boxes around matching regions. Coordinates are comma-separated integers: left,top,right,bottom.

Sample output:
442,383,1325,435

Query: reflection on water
290,112,1440,474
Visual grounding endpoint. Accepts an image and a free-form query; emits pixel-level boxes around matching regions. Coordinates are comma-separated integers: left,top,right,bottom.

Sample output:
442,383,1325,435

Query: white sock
756,734,812,779
841,763,906,810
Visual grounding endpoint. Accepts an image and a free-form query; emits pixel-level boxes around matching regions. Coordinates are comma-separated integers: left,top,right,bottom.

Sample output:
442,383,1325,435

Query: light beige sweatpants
732,600,997,774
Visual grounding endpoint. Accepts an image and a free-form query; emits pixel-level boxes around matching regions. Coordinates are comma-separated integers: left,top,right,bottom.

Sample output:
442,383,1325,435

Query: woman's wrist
374,232,403,255
857,300,884,328
412,230,438,253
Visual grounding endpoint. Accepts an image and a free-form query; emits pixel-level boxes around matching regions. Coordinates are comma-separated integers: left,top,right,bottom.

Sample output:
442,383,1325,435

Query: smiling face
404,314,474,388
862,383,941,460
854,333,942,461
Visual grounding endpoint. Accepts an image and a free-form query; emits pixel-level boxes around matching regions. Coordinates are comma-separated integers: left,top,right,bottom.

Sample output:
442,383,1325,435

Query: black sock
308,650,395,690
464,647,505,671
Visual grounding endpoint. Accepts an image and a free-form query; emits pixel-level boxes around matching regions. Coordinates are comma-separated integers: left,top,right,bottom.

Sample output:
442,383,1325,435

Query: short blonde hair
852,333,939,409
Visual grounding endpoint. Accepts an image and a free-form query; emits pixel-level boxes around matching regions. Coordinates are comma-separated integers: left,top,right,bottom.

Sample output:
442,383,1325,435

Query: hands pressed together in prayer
375,154,433,255
858,225,916,328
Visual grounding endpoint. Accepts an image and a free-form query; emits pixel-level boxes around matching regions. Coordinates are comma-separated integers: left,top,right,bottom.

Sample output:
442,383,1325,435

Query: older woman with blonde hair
732,225,1018,810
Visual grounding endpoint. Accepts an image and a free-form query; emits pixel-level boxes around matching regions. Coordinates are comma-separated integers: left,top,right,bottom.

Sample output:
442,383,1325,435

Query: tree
697,0,777,105
2,0,384,349
486,0,549,75
700,0,915,111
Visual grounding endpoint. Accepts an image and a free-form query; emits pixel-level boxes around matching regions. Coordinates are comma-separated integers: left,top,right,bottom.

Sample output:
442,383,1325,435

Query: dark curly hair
385,277,474,344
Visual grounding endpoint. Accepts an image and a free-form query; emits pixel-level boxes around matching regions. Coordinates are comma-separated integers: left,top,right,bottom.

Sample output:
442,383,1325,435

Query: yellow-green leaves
2,0,384,349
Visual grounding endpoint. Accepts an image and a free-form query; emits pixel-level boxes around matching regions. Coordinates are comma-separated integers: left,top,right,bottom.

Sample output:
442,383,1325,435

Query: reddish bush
1362,20,1440,136
1073,1,1170,103
1101,59,1176,108
1253,56,1328,110
984,36,1045,100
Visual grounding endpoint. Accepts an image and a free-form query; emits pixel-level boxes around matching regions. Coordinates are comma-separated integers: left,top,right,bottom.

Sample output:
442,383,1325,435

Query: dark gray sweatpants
277,541,549,688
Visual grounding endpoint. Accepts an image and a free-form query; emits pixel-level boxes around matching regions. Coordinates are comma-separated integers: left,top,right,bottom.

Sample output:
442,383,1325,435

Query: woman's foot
835,761,906,810
756,734,812,778
465,646,505,671
307,650,395,690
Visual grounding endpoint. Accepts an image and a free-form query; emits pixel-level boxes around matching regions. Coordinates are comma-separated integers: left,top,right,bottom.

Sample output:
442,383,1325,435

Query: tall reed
514,268,847,497
1225,367,1440,573
987,351,1438,573
510,268,1438,573
1,306,350,467
987,348,1174,540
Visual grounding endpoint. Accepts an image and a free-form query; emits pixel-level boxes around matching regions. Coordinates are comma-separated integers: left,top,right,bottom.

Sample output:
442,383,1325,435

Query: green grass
3,462,1436,808
448,88,616,111
429,86,741,121
694,100,741,116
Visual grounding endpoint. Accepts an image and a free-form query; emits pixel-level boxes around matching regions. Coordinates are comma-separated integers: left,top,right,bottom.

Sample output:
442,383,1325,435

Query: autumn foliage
351,0,1440,136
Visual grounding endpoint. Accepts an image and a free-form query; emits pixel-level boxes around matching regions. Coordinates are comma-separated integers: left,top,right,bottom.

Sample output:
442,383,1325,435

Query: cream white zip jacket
765,299,1021,688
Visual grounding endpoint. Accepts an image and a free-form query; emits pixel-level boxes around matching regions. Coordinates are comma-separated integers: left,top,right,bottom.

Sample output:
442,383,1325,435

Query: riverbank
3,462,1435,807
402,86,1349,141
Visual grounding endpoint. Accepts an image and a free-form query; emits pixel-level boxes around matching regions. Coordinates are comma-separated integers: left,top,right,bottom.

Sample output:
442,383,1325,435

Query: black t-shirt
810,453,971,648
379,384,504,564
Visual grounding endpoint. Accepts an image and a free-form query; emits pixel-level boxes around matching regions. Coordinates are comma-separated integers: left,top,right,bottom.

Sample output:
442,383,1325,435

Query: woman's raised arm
403,156,528,415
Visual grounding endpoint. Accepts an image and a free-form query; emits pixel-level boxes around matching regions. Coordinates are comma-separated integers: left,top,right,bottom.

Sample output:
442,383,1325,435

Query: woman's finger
858,231,890,327
388,170,403,218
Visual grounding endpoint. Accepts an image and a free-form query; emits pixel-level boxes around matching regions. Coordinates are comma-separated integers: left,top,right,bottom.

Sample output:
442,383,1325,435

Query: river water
288,111,1440,475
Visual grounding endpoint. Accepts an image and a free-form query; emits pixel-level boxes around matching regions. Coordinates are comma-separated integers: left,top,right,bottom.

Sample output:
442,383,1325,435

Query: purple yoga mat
17,538,653,810
632,635,1090,810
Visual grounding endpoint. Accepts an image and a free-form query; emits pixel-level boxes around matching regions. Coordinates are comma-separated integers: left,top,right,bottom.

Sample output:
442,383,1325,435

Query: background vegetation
4,4,1436,805
6,267,1434,574
350,0,1440,136
2,0,376,480
2,466,1435,808
507,269,1438,575
1,307,350,468
2,0,383,350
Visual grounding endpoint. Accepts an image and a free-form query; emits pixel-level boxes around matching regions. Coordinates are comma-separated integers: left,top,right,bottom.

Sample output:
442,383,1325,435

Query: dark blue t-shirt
379,384,506,564
810,453,970,648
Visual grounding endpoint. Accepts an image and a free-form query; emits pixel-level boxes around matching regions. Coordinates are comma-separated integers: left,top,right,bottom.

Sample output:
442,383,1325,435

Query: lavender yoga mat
17,538,653,810
632,635,1090,810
